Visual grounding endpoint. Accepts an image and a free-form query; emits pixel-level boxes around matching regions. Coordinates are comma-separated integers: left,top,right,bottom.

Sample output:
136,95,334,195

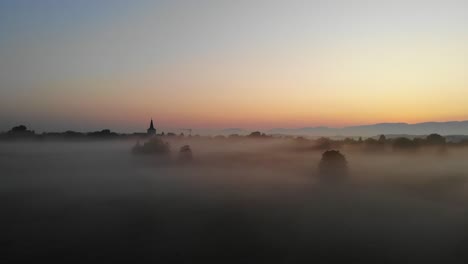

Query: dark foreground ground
2,141,468,263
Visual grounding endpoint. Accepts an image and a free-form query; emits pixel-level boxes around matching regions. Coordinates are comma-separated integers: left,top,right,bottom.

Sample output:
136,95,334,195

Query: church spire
147,118,156,135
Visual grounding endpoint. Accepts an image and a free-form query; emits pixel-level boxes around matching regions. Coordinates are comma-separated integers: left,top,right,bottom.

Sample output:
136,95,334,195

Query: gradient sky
1,0,468,132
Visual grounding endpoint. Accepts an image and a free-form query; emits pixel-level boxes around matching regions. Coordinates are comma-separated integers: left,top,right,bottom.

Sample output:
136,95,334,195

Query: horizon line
3,119,468,134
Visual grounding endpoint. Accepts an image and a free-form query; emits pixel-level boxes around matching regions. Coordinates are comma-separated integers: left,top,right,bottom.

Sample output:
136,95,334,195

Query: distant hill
221,128,249,135
267,121,468,137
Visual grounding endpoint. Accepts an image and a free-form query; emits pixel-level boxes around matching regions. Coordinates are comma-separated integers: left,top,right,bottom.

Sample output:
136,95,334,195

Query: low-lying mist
2,138,468,263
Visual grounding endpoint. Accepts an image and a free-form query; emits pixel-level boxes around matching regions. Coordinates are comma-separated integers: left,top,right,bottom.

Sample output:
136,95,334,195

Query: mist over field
2,138,468,263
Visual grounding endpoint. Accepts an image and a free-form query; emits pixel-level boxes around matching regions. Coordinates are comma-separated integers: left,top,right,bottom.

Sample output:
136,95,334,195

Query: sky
1,0,468,133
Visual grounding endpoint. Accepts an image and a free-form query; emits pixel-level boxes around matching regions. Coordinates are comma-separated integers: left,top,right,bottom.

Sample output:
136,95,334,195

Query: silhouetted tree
318,150,348,183
378,135,386,143
11,125,27,132
425,133,447,155
63,131,85,139
248,131,262,138
364,138,377,145
178,145,193,162
392,137,419,150
87,129,118,138
425,133,446,145
343,137,356,145
6,125,35,138
132,137,170,155
228,134,240,139
315,137,332,150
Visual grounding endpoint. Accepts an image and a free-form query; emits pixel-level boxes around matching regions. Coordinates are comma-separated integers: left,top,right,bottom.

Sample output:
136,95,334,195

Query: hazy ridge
266,120,468,137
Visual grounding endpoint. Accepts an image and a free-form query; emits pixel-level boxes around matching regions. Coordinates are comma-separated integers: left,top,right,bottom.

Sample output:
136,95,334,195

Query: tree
378,135,386,143
7,125,35,137
248,131,262,138
425,133,446,145
11,125,27,132
343,138,356,144
318,150,348,183
228,134,240,139
392,137,419,150
364,138,377,145
178,145,193,162
315,137,332,150
132,137,170,155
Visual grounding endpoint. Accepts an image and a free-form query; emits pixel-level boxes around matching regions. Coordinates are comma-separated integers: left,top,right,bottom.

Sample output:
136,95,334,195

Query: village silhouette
0,118,459,148
0,118,459,183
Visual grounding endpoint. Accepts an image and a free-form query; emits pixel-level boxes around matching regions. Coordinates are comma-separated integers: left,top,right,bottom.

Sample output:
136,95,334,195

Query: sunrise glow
1,0,468,132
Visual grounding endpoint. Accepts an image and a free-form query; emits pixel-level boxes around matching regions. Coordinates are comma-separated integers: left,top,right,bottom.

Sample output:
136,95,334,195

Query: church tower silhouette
147,119,156,135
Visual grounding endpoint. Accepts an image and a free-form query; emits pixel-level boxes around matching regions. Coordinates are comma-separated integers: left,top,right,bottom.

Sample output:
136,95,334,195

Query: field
2,139,468,263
